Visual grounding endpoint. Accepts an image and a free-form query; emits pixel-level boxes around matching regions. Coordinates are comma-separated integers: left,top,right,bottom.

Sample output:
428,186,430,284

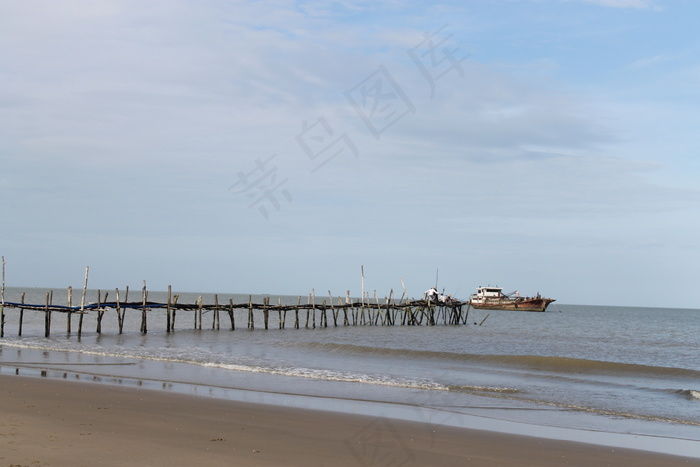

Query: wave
0,340,454,392
447,384,520,394
676,389,700,401
292,342,700,379
200,361,449,391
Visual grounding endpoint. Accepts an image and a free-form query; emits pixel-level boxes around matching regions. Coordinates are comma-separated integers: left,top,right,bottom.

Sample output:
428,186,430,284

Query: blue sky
1,0,699,308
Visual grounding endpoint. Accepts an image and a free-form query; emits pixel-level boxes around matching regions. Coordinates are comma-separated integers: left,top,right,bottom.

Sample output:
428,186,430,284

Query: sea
1,287,699,458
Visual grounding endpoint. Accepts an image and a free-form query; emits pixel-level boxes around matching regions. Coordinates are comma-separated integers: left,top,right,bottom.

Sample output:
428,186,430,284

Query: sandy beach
1,375,697,467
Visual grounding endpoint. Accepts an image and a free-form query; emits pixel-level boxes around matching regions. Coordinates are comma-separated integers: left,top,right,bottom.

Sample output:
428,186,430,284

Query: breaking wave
677,389,700,401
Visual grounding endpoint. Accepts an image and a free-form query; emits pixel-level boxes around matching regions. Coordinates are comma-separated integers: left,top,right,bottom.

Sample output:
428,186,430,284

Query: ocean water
1,287,699,457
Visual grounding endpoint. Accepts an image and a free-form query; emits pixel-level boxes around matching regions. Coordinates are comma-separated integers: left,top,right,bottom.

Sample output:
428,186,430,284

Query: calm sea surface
1,287,699,457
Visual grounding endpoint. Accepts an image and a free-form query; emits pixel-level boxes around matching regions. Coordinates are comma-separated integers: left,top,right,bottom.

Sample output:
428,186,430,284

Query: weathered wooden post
479,313,490,326
66,286,72,334
166,285,172,333
329,291,337,327
115,288,124,334
140,281,148,334
18,292,25,336
78,266,89,338
312,290,316,329
123,286,131,333
96,290,103,334
197,295,203,330
171,293,178,331
44,292,51,338
278,297,283,329
374,291,381,326
386,291,393,325
263,296,269,330
294,296,300,329
228,298,235,330
247,295,254,329
213,294,220,330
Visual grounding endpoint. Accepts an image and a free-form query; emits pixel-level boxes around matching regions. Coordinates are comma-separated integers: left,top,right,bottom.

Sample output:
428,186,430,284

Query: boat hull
468,298,555,312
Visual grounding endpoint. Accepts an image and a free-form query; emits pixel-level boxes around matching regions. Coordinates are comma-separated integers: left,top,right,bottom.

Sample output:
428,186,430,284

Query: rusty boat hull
468,297,555,312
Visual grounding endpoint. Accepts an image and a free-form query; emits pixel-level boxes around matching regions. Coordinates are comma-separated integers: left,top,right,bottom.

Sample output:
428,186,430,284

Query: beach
1,374,697,467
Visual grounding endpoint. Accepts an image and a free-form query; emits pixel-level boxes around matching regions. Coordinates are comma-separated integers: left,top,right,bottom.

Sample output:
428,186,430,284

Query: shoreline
1,374,699,466
4,363,700,459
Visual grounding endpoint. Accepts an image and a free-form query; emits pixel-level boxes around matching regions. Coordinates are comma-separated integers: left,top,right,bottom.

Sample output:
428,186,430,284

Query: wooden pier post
78,266,89,338
394,291,402,325
228,298,235,330
96,290,103,333
383,292,389,326
171,293,178,331
140,281,148,334
66,286,72,334
247,295,254,329
359,292,367,325
263,297,269,330
294,296,300,329
213,294,220,330
166,285,172,333
194,296,198,329
374,291,381,325
278,297,283,329
312,289,316,329
115,288,124,334
344,291,350,326
479,313,490,326
329,291,337,327
387,290,394,325
123,286,131,332
44,292,51,338
18,292,25,336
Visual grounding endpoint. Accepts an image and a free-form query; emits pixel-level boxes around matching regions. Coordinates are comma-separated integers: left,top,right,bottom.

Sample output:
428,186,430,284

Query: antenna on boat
435,269,439,289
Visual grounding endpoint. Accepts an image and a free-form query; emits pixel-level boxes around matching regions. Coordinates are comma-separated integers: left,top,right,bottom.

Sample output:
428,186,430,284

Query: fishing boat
468,286,555,312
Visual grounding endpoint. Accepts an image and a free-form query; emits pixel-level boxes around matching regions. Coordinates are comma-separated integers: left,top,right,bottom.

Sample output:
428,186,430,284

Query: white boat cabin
470,286,505,304
475,287,503,297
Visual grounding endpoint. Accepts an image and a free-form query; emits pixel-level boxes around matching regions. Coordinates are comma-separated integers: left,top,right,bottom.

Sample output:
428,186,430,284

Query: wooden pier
0,261,473,338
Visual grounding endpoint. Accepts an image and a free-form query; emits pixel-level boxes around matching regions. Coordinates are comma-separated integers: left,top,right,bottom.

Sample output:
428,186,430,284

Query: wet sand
1,375,697,467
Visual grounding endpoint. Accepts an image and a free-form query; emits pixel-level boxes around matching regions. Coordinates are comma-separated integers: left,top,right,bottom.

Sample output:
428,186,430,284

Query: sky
1,0,699,308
